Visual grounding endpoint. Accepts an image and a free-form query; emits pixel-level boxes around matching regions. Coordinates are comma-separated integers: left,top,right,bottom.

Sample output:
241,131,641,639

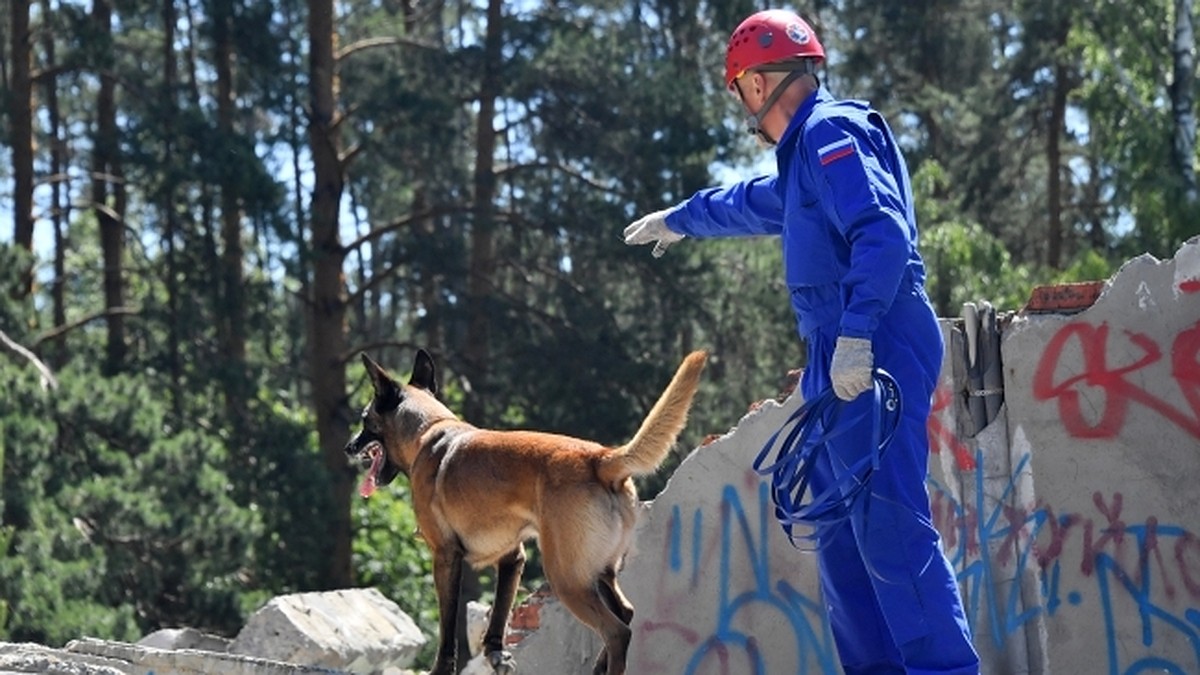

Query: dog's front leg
430,545,465,675
482,546,525,674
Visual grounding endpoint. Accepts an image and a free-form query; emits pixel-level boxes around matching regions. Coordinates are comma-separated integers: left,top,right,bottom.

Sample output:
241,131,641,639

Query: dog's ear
361,353,401,412
409,349,438,395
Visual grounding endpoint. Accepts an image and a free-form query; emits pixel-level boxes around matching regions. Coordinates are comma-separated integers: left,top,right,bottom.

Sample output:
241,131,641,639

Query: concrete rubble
229,588,425,672
0,588,426,675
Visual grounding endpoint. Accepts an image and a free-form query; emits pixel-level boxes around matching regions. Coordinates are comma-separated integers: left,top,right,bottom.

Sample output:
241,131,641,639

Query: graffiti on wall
641,461,1200,675
930,452,1200,675
1032,319,1200,440
929,385,977,471
635,318,1200,674
643,446,1197,670
639,481,839,675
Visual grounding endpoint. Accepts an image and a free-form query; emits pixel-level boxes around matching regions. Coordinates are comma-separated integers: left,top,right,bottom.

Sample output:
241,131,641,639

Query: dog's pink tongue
359,447,382,498
359,473,377,499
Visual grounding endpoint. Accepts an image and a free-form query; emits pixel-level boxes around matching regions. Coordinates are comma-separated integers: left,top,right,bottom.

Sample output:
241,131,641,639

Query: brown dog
346,349,707,675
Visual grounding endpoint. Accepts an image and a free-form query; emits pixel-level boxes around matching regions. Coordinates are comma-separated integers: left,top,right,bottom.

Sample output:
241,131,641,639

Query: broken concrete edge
228,587,425,669
67,637,346,674
0,588,434,674
0,639,346,675
0,641,128,675
139,626,232,653
1020,238,1200,315
695,367,802,451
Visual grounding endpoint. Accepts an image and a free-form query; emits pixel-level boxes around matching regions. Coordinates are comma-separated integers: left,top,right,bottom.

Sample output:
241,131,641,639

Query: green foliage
0,246,37,324
1071,0,1199,258
1053,248,1118,284
0,328,332,643
920,220,1037,315
351,484,437,664
228,392,335,602
0,360,260,642
0,525,10,631
0,362,139,645
914,160,1038,314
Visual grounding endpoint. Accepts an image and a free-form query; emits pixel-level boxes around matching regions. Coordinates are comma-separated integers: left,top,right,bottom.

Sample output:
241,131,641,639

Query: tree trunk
1045,11,1073,270
415,189,443,354
162,0,183,414
39,0,67,366
1172,0,1197,204
182,0,222,344
214,0,248,421
93,0,127,375
452,0,505,660
463,0,503,424
307,0,353,590
403,2,443,356
1085,143,1107,251
8,0,35,298
1047,60,1067,269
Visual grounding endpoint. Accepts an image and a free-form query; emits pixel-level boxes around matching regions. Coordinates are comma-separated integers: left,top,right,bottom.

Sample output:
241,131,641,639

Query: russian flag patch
817,137,856,166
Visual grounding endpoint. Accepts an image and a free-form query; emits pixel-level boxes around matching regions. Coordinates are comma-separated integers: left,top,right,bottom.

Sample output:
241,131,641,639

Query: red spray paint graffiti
930,486,1200,602
1032,320,1200,439
928,386,977,471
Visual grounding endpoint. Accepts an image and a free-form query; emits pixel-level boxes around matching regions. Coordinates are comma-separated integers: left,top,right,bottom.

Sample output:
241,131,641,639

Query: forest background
0,0,1197,661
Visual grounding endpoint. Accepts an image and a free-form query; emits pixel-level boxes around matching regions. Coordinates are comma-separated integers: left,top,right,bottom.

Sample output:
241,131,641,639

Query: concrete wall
514,236,1200,674
620,397,837,674
981,238,1200,674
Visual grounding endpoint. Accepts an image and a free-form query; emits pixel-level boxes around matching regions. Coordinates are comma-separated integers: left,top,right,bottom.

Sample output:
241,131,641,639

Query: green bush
352,483,438,663
0,359,276,642
914,160,1037,314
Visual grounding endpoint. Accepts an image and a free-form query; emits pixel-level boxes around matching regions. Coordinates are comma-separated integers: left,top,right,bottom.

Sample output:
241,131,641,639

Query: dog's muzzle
354,441,385,498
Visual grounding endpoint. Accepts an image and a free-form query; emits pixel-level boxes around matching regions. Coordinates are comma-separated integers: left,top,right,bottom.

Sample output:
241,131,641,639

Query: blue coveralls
664,87,980,675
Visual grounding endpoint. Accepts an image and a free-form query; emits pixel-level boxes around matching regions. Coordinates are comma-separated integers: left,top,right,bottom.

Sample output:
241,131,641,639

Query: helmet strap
740,60,817,146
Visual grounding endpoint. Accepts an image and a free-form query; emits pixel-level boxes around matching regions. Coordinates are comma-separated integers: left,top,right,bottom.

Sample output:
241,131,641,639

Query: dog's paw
487,649,516,674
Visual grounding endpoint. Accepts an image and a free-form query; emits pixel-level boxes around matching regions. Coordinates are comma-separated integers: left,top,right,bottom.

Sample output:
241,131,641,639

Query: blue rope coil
752,369,903,551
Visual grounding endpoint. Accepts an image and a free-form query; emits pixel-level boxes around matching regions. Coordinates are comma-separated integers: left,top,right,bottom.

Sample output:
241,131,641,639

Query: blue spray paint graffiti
651,448,1199,675
929,450,1200,675
665,483,839,675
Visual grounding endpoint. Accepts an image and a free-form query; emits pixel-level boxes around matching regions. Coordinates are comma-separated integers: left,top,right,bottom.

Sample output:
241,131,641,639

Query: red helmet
724,10,825,88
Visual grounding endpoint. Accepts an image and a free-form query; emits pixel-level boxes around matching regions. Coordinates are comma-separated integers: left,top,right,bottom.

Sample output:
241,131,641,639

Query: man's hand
623,208,684,258
830,336,873,401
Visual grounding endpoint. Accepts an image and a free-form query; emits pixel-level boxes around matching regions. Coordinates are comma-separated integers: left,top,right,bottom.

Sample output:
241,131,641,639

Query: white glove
830,336,874,401
623,208,685,258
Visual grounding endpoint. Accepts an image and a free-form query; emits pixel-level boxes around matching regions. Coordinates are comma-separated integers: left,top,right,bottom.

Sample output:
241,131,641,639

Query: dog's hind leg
430,545,466,675
586,568,634,675
597,566,633,626
586,568,633,675
550,580,632,675
541,514,633,674
483,546,525,674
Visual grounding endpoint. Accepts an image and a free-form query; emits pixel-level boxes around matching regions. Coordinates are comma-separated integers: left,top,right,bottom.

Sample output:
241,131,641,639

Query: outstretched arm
666,174,785,238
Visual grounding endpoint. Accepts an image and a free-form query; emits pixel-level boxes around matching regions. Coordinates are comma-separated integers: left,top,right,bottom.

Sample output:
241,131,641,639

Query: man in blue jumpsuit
623,9,980,675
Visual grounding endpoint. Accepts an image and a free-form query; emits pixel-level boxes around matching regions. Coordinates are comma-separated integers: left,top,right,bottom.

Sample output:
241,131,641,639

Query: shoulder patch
817,136,856,166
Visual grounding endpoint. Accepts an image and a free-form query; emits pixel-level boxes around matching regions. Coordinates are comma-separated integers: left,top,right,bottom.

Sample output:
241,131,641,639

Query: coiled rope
752,369,902,551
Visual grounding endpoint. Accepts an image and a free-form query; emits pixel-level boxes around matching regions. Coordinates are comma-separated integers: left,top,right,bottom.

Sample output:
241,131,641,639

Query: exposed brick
1022,280,1105,314
506,587,552,646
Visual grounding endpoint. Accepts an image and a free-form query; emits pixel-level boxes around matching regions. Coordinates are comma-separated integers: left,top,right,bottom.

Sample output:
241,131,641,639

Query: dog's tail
597,350,708,484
